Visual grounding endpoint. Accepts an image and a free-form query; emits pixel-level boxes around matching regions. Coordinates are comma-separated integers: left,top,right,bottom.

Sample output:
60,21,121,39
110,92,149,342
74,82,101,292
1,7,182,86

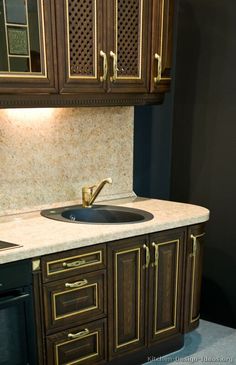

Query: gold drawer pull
63,259,86,268
68,328,89,339
110,51,117,82
154,53,162,83
65,279,88,288
190,233,205,257
143,244,150,269
151,242,159,267
100,50,108,82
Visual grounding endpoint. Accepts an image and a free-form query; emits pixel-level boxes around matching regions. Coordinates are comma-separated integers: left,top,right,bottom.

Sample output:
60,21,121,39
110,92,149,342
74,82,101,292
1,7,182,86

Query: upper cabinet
150,0,174,93
0,0,175,106
0,0,56,93
56,0,149,94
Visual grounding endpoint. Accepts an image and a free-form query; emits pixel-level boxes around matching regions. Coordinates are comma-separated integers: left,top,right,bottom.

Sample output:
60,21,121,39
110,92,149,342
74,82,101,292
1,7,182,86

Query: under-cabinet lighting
4,108,55,123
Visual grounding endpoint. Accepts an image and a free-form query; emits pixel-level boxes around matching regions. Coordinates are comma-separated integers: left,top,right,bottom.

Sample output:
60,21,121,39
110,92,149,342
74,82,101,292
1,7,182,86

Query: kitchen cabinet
32,223,205,364
107,228,184,359
56,0,149,94
150,0,174,93
0,0,56,93
182,224,205,333
0,0,175,107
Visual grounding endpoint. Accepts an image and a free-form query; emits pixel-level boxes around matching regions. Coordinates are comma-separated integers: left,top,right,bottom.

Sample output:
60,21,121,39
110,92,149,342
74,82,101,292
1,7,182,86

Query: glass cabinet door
0,0,56,93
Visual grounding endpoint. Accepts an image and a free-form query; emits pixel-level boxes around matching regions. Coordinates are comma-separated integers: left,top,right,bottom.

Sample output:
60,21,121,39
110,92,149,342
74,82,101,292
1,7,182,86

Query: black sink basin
41,205,153,224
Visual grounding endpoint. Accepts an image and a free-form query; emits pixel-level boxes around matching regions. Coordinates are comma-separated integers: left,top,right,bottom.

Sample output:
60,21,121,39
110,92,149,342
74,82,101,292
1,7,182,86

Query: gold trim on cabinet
67,0,98,79
52,283,98,321
46,250,103,276
32,258,41,272
55,331,99,365
190,232,205,323
115,247,141,348
114,0,143,80
0,0,47,78
154,239,180,335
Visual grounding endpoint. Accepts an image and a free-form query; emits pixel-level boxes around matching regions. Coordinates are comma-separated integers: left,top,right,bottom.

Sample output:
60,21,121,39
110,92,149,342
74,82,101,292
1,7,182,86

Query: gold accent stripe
55,331,99,365
115,247,141,348
46,250,102,276
154,239,179,335
53,283,98,320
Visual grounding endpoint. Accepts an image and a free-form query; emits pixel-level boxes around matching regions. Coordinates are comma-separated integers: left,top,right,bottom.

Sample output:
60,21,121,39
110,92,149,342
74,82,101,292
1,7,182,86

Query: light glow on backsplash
0,107,134,215
4,108,56,124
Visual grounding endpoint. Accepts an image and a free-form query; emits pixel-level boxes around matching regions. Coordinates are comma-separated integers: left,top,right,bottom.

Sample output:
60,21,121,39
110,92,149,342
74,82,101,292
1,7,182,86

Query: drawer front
42,244,106,282
46,319,107,365
44,270,107,333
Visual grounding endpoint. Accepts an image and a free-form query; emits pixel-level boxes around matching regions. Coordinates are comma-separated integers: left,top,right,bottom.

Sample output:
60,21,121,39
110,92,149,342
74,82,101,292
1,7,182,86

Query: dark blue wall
133,93,173,200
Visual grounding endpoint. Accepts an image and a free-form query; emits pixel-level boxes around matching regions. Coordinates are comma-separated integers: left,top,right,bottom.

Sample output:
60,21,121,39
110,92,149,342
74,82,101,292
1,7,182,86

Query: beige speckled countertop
0,197,210,265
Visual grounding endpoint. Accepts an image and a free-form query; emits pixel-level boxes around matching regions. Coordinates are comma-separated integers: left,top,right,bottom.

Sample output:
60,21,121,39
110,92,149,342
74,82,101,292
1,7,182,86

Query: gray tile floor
143,320,236,365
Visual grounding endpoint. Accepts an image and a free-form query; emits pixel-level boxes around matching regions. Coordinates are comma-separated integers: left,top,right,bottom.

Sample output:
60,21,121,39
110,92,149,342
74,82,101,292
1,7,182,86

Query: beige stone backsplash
0,107,134,215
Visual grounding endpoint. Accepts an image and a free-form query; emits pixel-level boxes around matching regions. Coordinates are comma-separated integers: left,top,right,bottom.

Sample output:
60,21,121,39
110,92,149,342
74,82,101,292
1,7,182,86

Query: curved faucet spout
82,178,112,208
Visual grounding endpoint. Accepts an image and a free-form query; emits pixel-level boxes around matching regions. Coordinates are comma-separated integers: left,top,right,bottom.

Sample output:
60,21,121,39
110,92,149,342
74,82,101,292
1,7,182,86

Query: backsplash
0,107,134,215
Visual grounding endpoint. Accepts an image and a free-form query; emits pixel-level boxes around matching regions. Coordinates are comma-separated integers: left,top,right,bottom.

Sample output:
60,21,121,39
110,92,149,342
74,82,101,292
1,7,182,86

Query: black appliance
0,259,37,365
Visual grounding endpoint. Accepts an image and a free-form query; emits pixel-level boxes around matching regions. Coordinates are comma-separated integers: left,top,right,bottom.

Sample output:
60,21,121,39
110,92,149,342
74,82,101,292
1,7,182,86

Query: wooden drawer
46,319,107,365
44,270,107,333
42,244,106,282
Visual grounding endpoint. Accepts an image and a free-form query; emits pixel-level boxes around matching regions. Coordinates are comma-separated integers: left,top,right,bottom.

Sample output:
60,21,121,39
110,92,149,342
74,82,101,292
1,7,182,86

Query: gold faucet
82,178,112,208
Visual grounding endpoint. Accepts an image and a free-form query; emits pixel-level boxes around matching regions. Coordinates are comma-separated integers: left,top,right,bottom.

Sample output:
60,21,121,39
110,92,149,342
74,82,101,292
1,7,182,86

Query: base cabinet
33,223,206,365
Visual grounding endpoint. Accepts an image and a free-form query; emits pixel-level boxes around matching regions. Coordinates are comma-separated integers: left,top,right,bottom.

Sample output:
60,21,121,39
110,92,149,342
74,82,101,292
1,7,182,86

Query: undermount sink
41,205,154,224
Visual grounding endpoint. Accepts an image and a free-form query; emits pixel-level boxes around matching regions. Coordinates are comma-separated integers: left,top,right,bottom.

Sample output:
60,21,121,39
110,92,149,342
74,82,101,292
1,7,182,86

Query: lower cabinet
107,228,185,360
183,224,205,333
33,224,206,364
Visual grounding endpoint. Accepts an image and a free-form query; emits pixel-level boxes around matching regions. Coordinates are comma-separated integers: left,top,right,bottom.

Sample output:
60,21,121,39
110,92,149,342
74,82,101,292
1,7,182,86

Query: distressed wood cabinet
33,223,205,365
0,0,175,107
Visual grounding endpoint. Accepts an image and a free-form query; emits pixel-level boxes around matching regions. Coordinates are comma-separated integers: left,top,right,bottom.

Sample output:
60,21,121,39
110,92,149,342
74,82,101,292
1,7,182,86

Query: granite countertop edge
0,197,210,265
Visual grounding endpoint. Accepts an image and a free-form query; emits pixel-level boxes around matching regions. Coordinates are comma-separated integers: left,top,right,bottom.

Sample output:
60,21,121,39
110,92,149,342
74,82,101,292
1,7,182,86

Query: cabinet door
107,0,150,93
108,236,147,359
148,228,185,344
0,0,56,93
183,224,205,333
56,0,107,93
150,0,174,93
47,319,107,365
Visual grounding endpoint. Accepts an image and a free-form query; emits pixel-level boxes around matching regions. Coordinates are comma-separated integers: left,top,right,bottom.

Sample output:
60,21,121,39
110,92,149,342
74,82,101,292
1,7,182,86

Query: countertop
0,197,210,264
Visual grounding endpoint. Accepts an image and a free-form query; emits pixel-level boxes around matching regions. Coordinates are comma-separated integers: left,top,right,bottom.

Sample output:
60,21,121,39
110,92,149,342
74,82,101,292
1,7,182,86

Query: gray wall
171,0,236,328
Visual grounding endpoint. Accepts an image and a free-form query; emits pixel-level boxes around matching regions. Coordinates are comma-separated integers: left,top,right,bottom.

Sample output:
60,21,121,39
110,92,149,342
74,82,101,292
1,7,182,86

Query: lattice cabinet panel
56,0,106,93
116,0,140,78
68,0,96,77
107,0,150,93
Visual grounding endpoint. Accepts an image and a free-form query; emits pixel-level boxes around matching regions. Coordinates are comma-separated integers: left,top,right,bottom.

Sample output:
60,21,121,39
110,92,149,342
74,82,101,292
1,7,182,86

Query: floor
143,320,236,365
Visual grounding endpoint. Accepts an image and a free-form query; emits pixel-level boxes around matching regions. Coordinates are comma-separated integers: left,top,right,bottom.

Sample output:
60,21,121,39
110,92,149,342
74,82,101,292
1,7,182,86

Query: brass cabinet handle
110,51,117,82
100,50,108,82
68,328,89,339
154,53,162,83
143,244,150,269
65,279,88,288
151,242,159,267
190,233,205,257
63,259,86,268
